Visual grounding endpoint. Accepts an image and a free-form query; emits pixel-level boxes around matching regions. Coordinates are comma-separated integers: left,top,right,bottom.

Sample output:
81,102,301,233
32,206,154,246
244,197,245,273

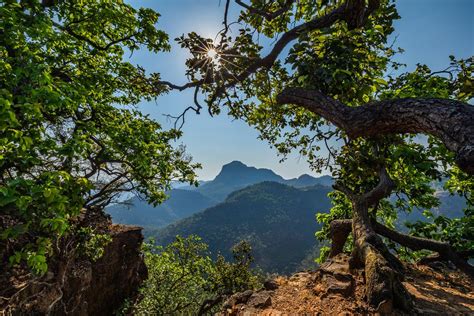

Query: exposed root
329,218,474,278
362,243,413,313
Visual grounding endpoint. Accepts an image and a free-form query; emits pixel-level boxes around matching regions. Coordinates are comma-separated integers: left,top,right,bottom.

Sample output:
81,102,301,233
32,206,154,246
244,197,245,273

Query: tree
155,0,473,311
125,235,262,315
0,0,198,274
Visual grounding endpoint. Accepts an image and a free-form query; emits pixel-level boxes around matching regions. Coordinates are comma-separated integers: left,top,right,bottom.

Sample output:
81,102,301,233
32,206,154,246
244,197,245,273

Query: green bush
126,235,262,315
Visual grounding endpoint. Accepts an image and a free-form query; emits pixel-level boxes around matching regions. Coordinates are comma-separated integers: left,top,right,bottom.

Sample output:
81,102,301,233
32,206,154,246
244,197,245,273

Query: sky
127,0,473,180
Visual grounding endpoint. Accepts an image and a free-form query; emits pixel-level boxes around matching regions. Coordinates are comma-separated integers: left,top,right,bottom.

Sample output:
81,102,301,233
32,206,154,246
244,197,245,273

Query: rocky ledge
0,210,147,315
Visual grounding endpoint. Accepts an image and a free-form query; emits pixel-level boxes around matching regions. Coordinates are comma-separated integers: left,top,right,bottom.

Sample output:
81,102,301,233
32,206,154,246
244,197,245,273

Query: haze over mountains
106,161,333,229
149,182,333,274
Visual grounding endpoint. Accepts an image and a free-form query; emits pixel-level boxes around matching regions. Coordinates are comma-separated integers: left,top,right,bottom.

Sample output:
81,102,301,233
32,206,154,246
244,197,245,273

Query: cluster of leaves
315,57,473,262
176,0,474,264
404,166,473,256
124,235,262,315
76,226,112,262
1,0,198,274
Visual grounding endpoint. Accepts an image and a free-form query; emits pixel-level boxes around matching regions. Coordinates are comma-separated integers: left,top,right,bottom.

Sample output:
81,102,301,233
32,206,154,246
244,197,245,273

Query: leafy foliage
125,235,262,315
176,0,473,264
0,0,198,274
404,165,474,256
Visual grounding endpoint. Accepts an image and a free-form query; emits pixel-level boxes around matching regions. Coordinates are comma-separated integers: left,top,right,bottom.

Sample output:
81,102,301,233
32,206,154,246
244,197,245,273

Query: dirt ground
223,254,474,315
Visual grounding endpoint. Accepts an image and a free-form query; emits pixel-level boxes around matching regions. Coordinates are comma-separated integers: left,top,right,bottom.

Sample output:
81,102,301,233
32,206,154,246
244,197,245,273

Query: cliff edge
0,210,147,315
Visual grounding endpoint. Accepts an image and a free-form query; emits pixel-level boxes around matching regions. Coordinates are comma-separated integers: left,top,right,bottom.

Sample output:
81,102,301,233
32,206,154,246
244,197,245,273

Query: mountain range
189,160,333,202
106,161,466,274
147,182,333,274
106,161,333,229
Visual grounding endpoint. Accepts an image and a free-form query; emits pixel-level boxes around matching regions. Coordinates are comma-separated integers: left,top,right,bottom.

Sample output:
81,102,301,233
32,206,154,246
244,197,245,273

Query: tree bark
277,88,474,175
350,199,413,312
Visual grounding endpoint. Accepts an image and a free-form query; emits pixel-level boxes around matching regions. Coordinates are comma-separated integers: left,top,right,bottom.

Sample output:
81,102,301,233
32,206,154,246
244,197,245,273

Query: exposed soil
222,254,474,315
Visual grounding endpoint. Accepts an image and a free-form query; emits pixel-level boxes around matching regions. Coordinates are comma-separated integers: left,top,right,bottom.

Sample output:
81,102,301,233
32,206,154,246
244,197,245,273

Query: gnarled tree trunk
328,167,474,313
330,168,414,313
350,198,412,313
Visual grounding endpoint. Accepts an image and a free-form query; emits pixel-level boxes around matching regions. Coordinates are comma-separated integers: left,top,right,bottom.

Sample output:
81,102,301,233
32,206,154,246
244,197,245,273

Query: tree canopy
155,0,473,311
1,0,472,313
1,0,198,274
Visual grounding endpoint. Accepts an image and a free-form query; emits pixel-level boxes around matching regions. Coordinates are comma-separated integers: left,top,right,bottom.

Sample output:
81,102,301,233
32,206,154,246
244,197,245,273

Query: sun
205,48,221,69
206,48,218,59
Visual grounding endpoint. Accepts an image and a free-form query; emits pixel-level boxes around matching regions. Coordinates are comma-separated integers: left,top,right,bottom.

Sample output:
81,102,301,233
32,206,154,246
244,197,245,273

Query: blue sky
128,0,473,180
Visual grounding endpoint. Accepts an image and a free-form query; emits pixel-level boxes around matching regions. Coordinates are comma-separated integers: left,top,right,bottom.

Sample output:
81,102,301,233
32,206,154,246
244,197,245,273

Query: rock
0,208,147,315
264,279,279,290
320,254,351,275
247,291,272,308
323,273,354,296
80,224,147,315
223,290,254,308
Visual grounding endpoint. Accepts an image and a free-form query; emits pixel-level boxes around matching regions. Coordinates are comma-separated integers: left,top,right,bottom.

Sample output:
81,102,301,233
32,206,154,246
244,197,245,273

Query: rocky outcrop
0,210,147,315
61,224,147,315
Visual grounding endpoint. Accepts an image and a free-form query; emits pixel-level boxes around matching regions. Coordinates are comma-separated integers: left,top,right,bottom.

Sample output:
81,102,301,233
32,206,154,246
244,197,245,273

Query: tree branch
333,182,356,200
51,20,139,51
235,0,295,21
364,167,395,206
373,221,474,278
157,1,353,94
277,87,474,175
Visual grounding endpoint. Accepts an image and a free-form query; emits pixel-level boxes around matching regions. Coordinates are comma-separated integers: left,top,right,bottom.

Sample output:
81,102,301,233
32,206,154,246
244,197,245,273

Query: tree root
329,219,474,278
359,238,413,313
328,220,352,258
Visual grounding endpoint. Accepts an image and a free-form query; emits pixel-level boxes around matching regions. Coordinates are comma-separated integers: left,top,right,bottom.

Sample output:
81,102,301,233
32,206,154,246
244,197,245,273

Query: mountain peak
215,161,281,181
221,160,248,169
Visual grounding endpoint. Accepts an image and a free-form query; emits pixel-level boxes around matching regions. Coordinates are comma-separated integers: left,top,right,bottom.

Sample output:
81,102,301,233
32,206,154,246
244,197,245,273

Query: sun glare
207,48,218,59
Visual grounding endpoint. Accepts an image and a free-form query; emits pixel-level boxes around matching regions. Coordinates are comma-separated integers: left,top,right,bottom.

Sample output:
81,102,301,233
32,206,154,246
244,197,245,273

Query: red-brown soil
223,254,473,315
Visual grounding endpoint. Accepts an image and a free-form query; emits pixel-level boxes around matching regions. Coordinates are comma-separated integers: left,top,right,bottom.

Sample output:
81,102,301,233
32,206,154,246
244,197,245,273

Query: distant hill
193,161,285,201
193,161,333,202
396,190,466,226
106,189,216,229
148,182,333,274
285,174,334,188
106,161,332,228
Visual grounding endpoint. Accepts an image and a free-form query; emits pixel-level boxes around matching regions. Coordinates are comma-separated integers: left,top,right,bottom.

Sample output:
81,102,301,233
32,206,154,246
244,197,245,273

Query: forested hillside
150,182,333,274
106,189,215,228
